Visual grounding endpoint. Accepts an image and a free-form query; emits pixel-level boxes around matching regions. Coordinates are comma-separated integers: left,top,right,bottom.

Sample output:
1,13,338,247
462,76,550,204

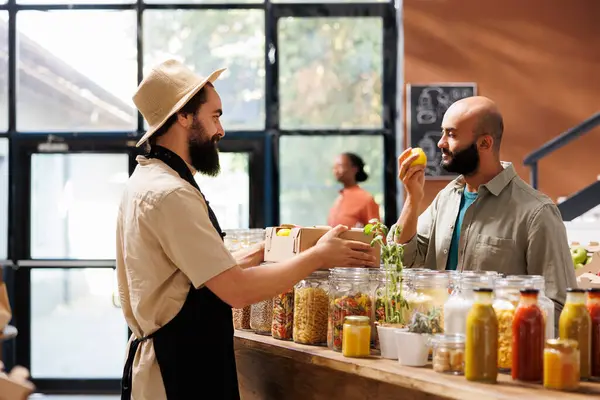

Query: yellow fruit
399,147,427,167
410,148,427,167
276,228,291,237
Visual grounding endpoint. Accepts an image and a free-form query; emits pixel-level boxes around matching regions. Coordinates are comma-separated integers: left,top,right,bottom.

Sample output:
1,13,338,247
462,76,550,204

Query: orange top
327,185,380,228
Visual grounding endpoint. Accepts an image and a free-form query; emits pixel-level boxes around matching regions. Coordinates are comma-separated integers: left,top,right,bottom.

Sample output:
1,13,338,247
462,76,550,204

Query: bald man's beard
441,142,480,176
188,120,221,177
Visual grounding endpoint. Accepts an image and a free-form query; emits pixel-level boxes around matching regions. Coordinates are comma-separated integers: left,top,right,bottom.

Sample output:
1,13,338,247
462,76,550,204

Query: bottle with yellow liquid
465,288,498,383
559,288,591,380
342,316,371,358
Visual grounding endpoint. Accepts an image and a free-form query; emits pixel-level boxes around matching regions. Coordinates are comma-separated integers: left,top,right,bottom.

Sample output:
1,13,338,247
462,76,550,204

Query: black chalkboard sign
406,83,477,180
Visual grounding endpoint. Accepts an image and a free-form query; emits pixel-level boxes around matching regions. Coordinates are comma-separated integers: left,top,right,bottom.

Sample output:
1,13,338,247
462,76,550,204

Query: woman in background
327,152,380,228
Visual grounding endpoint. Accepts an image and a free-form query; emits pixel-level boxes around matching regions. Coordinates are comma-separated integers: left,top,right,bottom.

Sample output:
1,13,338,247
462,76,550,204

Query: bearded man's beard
188,120,220,176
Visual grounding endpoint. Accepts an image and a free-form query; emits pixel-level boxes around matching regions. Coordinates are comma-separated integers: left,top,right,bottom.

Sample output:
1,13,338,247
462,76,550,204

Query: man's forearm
238,248,324,306
395,196,421,244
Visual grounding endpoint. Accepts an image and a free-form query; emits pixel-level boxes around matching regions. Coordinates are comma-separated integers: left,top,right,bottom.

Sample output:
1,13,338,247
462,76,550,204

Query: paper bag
0,282,11,330
0,365,35,400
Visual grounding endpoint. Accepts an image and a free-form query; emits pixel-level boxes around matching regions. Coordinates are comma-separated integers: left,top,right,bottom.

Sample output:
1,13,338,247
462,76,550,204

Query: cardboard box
264,225,381,266
0,366,35,400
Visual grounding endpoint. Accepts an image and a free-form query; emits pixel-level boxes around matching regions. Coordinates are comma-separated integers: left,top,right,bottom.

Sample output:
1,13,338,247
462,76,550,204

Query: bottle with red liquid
512,288,545,382
587,288,600,378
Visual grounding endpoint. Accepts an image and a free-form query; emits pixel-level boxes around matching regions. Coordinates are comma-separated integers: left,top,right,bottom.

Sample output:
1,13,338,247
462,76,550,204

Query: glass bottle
342,316,371,358
508,275,555,340
492,277,529,372
327,268,372,352
586,288,600,378
543,339,580,391
465,288,498,383
559,288,592,380
444,274,495,335
512,289,544,382
293,270,329,345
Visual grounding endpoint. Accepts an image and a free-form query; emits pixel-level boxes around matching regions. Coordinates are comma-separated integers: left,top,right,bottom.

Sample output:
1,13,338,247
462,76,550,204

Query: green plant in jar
364,219,408,326
407,308,443,334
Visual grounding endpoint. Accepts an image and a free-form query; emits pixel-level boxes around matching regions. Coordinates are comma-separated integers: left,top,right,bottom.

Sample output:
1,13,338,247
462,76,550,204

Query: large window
278,17,383,130
2,0,398,394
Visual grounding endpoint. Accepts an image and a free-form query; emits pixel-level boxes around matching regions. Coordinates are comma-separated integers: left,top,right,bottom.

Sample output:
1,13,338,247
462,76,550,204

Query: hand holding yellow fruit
399,147,427,168
398,147,426,200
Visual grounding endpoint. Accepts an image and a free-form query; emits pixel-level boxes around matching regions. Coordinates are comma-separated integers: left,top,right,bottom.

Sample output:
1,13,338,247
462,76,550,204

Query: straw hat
133,59,226,147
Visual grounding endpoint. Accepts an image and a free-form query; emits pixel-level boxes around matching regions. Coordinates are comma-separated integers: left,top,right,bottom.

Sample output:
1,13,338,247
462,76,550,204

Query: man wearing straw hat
116,59,377,400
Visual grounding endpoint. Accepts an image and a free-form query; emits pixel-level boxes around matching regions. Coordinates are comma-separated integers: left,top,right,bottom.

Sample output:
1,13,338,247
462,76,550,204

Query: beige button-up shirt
391,162,577,315
116,156,237,400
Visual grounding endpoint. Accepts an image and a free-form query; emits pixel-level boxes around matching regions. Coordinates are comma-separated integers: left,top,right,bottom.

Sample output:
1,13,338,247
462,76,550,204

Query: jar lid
344,315,370,324
546,338,578,351
308,270,331,278
330,267,370,280
430,333,466,345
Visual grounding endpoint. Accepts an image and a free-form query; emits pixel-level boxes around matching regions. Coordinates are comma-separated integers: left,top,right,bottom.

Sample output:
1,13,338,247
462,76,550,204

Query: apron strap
121,333,155,400
145,145,225,240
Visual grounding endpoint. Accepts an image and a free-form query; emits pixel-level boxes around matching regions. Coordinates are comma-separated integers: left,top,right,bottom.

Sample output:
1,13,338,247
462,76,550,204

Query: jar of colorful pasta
293,270,330,345
327,268,373,352
271,289,294,340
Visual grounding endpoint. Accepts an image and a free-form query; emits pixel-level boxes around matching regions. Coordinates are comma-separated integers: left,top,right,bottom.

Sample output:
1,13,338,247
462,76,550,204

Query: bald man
391,96,576,319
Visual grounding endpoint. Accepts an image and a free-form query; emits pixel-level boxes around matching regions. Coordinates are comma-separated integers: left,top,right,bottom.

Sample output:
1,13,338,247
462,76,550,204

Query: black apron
121,145,240,400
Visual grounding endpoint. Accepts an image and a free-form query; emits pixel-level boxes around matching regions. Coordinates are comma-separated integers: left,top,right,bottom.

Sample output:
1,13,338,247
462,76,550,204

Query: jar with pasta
233,306,251,330
493,277,529,371
272,289,294,340
250,298,273,335
293,270,329,345
328,268,373,352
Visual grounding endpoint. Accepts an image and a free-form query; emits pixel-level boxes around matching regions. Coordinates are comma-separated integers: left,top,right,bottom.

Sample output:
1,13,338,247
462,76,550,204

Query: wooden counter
234,330,600,400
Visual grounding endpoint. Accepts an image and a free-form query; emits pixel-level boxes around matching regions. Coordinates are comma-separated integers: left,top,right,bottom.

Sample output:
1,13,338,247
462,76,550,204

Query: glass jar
492,277,530,371
465,288,498,383
369,267,385,345
272,289,294,340
342,315,371,358
587,288,600,378
444,274,495,335
512,289,544,382
430,334,466,375
544,339,580,391
372,269,413,328
559,288,592,380
508,275,555,340
327,268,373,352
233,306,251,330
409,272,449,333
293,270,329,345
250,298,273,335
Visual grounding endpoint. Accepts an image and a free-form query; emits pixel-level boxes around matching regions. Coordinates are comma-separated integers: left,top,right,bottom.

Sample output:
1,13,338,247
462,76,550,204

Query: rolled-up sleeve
526,203,577,317
151,186,237,288
388,200,436,268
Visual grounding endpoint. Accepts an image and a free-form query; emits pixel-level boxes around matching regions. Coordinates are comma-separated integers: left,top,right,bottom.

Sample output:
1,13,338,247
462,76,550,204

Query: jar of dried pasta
250,299,273,335
293,270,330,346
233,306,251,330
327,268,373,352
272,289,294,340
493,277,529,372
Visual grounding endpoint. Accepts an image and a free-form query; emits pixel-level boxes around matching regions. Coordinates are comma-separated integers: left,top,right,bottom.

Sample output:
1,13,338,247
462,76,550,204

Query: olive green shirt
391,162,577,315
